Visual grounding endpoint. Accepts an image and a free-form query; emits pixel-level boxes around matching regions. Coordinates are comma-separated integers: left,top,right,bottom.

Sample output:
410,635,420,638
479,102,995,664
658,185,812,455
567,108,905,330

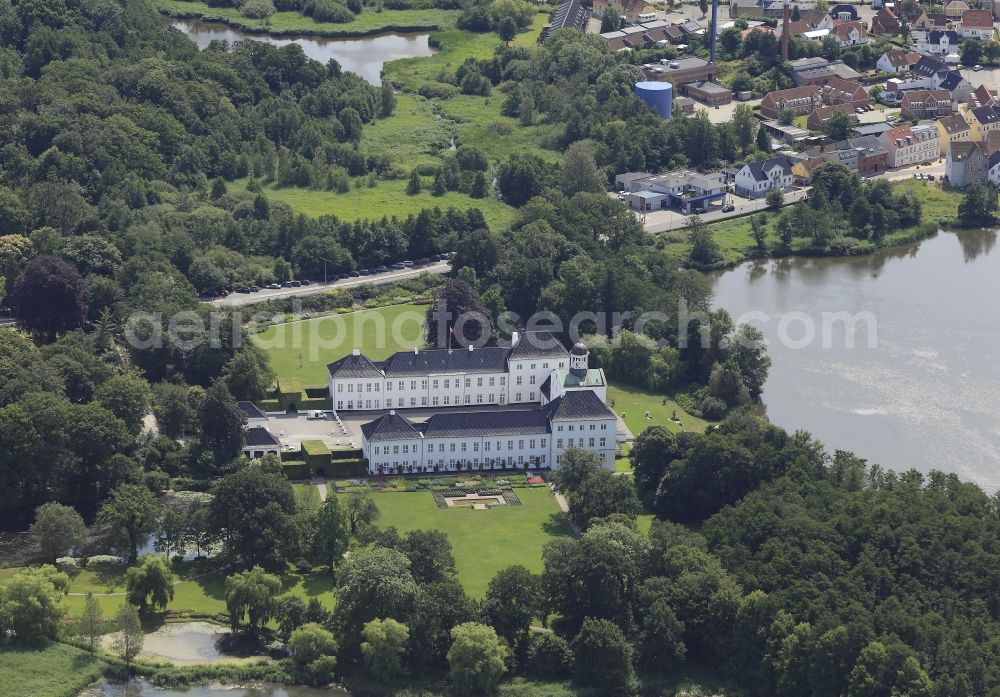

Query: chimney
352,348,360,356
781,0,790,61
511,331,520,348
414,347,418,354
390,409,395,416
468,344,474,352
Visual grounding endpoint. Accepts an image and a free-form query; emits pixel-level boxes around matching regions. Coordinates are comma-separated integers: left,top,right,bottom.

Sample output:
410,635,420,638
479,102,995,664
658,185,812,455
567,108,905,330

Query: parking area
637,188,810,233
961,65,1000,93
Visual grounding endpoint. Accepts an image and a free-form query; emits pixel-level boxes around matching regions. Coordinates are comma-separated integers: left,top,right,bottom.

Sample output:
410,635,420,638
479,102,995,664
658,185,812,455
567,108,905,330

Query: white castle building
334,332,618,475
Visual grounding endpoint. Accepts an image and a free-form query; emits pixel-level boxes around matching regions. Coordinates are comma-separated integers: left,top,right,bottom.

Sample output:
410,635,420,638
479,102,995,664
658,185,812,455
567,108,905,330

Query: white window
473,442,479,451
450,443,456,452
465,395,471,404
465,378,471,388
516,376,522,386
461,442,467,452
393,445,399,454
557,439,563,448
600,437,607,447
477,394,483,403
477,377,483,387
387,399,392,408
433,380,438,389
411,380,417,390
589,438,595,447
489,377,495,386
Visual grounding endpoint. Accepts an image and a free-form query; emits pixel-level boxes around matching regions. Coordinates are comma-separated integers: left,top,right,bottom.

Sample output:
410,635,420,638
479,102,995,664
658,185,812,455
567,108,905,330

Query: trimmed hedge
282,461,311,479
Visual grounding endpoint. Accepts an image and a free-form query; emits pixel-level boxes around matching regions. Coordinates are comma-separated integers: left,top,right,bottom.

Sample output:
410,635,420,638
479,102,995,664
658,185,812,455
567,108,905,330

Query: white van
637,11,657,22
307,410,326,420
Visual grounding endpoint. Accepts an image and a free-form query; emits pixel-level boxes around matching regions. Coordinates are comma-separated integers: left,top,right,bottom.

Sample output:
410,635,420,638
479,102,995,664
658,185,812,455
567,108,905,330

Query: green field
252,303,427,386
359,92,453,169
157,0,458,36
607,381,710,438
353,487,572,597
664,181,961,266
0,642,105,697
230,177,518,231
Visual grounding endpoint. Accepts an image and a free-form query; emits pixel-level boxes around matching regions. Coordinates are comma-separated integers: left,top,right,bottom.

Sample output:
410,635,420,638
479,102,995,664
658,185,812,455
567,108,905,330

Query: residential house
944,0,970,19
602,23,686,51
760,85,822,118
238,401,269,427
236,401,282,459
877,50,920,74
822,76,870,107
734,156,794,197
958,9,995,40
879,123,941,167
967,103,1000,141
592,0,653,22
539,0,590,42
969,83,996,109
937,114,971,156
829,4,859,21
729,0,817,20
946,140,988,186
870,6,902,35
937,71,973,103
830,21,869,46
685,81,733,105
831,136,888,174
917,29,960,56
987,149,1000,188
807,105,859,132
900,90,954,118
618,170,727,213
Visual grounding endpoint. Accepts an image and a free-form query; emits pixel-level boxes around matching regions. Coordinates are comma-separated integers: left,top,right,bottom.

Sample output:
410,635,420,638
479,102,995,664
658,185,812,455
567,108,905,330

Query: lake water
710,229,1000,491
166,18,434,84
95,680,344,697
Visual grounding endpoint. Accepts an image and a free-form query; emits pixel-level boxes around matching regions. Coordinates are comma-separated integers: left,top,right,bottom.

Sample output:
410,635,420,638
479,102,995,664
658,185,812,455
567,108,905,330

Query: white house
987,150,1000,188
620,170,727,214
360,389,619,475
957,9,995,40
876,49,919,75
878,123,940,168
917,29,960,55
327,331,586,412
734,156,793,198
237,401,282,459
830,21,869,46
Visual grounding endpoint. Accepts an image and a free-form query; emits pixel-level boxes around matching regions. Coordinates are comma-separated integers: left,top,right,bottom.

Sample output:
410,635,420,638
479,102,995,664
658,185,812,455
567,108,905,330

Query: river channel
710,229,1000,490
166,17,435,84
92,679,345,697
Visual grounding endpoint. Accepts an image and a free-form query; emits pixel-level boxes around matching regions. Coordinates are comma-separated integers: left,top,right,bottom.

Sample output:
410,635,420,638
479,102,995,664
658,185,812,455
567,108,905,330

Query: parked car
375,265,389,273
283,280,294,287
307,410,326,420
299,279,311,286
265,283,281,289
402,260,414,267
248,285,260,292
927,174,935,181
391,262,406,270
415,257,430,265
974,64,983,71
722,204,735,213
359,269,370,276
349,271,360,277
367,268,379,275
235,287,250,293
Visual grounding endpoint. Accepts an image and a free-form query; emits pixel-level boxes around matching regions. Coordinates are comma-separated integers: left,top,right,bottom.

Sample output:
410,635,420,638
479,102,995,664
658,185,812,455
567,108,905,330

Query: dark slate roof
989,149,1000,170
548,0,589,31
421,410,551,438
928,29,960,44
570,342,588,356
245,427,280,447
380,347,510,377
361,412,422,441
509,331,569,360
238,401,267,420
972,105,1000,125
913,56,949,78
743,156,793,182
327,352,384,379
937,71,964,92
543,390,616,421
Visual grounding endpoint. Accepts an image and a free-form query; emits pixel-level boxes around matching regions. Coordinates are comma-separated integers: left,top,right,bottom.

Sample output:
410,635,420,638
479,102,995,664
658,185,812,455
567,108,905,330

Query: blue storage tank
635,81,673,119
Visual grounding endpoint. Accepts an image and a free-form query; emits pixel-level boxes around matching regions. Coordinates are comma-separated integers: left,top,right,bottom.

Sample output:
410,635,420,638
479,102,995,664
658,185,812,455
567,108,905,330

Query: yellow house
937,114,971,156
966,104,1000,142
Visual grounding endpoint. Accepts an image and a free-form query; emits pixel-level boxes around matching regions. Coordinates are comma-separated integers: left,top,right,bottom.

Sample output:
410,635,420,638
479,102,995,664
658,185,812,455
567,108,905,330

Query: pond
710,229,1000,490
93,679,344,697
166,18,434,85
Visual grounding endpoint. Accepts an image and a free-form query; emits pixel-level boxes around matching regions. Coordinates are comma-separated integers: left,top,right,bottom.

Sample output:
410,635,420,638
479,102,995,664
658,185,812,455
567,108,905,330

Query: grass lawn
156,0,458,36
252,303,426,386
229,177,518,231
661,181,961,266
294,482,322,510
0,642,105,697
607,381,710,438
352,487,572,597
0,561,336,622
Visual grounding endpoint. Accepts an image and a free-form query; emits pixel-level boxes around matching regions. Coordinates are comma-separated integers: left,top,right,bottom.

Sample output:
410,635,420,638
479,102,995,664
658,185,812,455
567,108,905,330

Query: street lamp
318,256,330,285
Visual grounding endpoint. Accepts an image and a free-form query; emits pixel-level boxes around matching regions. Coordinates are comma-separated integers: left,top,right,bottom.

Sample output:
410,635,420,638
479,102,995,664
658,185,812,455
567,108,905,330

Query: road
206,261,451,307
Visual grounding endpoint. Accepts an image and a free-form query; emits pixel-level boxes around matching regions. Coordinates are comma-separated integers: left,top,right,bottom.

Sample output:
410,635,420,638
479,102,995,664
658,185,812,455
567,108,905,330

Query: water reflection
711,229,1000,490
99,678,344,697
166,18,435,84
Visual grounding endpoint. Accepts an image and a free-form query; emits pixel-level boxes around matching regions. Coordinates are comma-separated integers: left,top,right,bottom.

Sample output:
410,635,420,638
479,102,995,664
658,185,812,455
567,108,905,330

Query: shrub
827,236,866,255
310,0,355,22
698,395,728,420
55,556,82,570
526,633,574,679
241,0,276,17
87,555,126,569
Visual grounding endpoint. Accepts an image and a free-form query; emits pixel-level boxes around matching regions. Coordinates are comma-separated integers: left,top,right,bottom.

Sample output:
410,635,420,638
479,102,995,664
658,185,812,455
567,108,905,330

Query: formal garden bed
333,472,546,493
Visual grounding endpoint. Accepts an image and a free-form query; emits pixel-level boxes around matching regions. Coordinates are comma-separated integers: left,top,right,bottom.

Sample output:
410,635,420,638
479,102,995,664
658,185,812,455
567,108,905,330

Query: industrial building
635,81,673,118
615,170,727,213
